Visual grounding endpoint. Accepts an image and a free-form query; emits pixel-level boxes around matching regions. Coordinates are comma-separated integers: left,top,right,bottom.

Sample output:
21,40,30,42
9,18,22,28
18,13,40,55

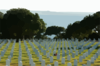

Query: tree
64,12,100,40
65,22,81,39
32,18,47,39
87,33,100,40
0,12,4,39
1,8,34,41
93,25,100,36
0,11,4,19
44,26,65,37
55,32,66,39
1,8,46,42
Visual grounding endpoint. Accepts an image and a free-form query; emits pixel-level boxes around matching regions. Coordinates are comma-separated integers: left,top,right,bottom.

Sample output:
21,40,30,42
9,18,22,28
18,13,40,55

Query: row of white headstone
23,40,35,66
5,40,16,66
31,39,100,66
0,40,7,48
0,38,99,64
1,40,11,57
18,40,22,66
16,39,100,63
30,39,79,63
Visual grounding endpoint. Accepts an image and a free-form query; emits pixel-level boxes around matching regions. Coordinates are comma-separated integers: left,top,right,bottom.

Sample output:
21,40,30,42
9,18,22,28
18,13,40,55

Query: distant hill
0,10,94,15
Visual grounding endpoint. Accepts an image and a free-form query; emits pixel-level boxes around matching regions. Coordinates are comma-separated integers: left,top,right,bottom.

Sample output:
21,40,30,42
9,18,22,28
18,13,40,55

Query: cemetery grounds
0,39,100,66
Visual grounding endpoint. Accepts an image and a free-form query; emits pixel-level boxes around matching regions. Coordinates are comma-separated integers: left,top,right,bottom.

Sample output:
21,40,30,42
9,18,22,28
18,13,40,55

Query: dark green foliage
44,26,65,38
0,8,46,42
60,11,100,41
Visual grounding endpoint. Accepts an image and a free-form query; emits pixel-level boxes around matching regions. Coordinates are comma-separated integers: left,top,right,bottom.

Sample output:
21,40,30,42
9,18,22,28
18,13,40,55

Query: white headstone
86,52,88,57
41,60,45,66
74,59,77,66
91,57,94,63
58,49,60,54
53,50,56,56
61,57,65,64
43,50,46,55
93,54,96,60
47,52,50,58
75,50,78,56
49,49,51,53
18,56,21,61
8,55,11,62
57,54,60,59
67,62,72,66
31,62,35,66
95,52,98,58
82,64,86,66
50,56,53,63
87,60,91,66
67,55,70,61
67,50,69,55
70,49,72,53
74,47,76,51
79,56,83,62
6,59,10,66
47,64,51,66
41,48,43,52
54,61,58,66
62,52,65,57
39,55,42,62
72,52,75,58
1,51,4,57
19,61,22,66
30,58,33,65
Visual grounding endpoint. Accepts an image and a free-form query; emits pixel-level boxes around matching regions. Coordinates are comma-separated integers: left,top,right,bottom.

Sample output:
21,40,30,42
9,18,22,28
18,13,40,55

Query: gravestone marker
57,54,60,59
47,52,50,58
79,56,83,62
82,64,86,66
67,62,72,66
61,57,65,64
87,60,91,66
62,51,65,57
18,61,22,66
93,54,96,60
75,50,78,56
91,57,94,63
50,56,53,63
72,52,75,58
54,61,58,66
67,55,70,61
67,50,69,55
41,60,45,66
74,59,77,66
6,59,10,66
43,50,46,55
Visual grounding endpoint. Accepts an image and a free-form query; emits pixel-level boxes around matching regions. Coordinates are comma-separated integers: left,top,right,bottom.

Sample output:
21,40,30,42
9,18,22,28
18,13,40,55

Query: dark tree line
44,12,100,41
54,12,100,41
0,8,100,42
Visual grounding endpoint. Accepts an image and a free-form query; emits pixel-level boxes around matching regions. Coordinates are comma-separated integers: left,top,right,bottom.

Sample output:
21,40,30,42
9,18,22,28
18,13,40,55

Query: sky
0,0,100,12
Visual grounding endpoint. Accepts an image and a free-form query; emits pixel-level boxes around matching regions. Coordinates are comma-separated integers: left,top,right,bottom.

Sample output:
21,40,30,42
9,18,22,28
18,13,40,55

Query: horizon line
0,9,96,13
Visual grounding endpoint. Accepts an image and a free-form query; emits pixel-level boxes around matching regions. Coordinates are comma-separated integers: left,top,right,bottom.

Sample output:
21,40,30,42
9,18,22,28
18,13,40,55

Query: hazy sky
0,0,99,12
